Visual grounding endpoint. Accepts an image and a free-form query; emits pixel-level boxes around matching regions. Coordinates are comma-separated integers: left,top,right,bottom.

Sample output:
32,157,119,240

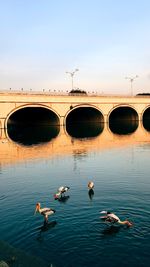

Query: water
0,124,150,267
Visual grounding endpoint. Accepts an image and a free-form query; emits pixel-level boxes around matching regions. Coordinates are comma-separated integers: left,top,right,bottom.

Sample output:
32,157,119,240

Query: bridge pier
0,119,7,139
103,114,108,123
1,128,7,139
60,116,65,126
0,118,5,129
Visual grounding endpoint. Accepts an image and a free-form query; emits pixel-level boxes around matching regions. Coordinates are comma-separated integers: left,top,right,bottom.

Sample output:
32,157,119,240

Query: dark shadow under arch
7,107,60,146
66,107,104,138
143,107,150,131
109,107,139,135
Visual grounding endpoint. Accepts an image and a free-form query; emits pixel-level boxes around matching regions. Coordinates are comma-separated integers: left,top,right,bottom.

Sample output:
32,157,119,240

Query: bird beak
34,207,37,215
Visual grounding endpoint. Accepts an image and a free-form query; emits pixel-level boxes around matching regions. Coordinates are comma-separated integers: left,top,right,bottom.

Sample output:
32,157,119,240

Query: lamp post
125,75,138,96
66,68,79,90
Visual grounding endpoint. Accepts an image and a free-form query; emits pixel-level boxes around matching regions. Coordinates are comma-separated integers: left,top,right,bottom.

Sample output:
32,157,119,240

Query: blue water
0,129,150,266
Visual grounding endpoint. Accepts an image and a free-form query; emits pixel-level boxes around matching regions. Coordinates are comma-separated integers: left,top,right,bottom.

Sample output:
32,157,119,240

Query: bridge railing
0,89,137,98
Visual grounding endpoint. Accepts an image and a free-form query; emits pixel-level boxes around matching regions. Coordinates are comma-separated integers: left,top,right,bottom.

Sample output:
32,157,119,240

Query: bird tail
51,209,56,214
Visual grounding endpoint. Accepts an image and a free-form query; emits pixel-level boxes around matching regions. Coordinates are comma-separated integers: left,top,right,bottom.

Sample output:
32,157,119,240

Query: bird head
126,220,133,227
34,202,40,214
88,181,94,189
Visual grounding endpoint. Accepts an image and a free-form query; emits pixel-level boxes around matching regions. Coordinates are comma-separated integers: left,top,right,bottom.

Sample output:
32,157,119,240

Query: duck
88,181,94,190
34,203,56,223
87,181,94,200
100,211,133,227
54,186,70,200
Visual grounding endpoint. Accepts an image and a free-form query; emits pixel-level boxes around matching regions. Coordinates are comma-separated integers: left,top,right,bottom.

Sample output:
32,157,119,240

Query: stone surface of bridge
0,92,150,129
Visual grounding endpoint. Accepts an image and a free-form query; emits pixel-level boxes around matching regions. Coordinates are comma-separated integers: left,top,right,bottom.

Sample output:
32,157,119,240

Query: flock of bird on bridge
34,181,133,230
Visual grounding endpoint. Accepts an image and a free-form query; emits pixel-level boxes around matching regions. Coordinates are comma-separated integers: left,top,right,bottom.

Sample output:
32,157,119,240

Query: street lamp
66,68,79,90
125,75,138,96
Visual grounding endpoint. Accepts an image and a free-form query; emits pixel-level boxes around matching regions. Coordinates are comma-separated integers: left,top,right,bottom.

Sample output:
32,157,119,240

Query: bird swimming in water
88,181,94,190
100,211,133,227
34,202,56,224
54,186,70,200
88,181,94,200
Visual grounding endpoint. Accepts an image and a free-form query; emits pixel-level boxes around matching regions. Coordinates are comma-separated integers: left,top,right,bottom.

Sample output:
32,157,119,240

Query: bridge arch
5,104,61,145
142,105,150,131
108,105,139,134
65,104,104,125
65,104,104,138
5,104,60,127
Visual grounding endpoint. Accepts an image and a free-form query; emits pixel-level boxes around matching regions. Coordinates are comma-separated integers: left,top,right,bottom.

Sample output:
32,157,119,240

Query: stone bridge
0,92,150,131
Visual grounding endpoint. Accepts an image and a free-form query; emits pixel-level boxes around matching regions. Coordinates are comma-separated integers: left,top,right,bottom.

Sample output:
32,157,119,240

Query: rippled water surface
0,125,150,267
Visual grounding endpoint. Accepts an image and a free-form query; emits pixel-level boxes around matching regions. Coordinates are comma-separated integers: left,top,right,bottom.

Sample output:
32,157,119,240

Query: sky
0,0,150,95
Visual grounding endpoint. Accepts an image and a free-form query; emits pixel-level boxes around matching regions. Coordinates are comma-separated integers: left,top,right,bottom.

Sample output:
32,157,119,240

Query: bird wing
41,209,55,216
58,186,64,192
107,213,120,222
58,186,69,193
40,207,50,213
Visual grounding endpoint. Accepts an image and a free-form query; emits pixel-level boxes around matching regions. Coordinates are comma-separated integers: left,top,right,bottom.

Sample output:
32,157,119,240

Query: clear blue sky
0,0,150,94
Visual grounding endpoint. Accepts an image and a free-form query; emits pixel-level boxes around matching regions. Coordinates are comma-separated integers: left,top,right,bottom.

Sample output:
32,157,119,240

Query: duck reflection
37,220,57,242
58,195,70,203
88,189,94,200
39,220,57,232
102,225,121,236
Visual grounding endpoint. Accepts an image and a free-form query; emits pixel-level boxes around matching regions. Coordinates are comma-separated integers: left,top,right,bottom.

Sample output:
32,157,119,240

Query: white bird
34,203,55,223
100,211,133,227
88,181,94,190
54,186,70,200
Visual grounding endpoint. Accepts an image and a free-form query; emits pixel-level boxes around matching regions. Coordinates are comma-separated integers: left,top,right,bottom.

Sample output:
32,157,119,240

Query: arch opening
109,107,139,135
143,107,150,131
7,107,60,146
66,107,104,138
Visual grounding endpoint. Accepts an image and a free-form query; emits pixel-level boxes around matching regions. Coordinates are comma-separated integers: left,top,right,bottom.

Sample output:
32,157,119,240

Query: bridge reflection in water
7,124,60,146
0,120,150,167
